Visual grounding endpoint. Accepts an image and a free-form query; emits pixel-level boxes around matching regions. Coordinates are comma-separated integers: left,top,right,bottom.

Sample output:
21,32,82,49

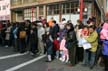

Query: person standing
25,20,31,51
83,25,98,69
29,24,38,55
75,20,84,62
66,23,77,66
100,20,108,71
17,23,27,53
48,17,54,27
12,23,19,51
45,32,53,62
37,22,45,55
53,36,60,59
59,35,69,63
5,24,12,48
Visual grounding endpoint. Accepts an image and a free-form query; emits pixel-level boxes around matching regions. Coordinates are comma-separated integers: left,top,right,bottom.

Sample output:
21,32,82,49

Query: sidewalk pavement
47,59,103,71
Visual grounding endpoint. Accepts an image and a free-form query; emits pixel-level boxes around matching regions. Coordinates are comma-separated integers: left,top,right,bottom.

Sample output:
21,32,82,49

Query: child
53,36,60,59
59,35,69,63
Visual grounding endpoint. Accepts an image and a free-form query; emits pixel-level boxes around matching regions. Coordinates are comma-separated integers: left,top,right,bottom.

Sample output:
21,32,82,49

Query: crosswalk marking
0,52,28,60
5,55,46,71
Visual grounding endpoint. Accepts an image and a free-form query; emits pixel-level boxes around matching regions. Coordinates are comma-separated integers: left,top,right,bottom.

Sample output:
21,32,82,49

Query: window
62,2,79,14
39,6,43,15
62,3,71,14
24,8,37,19
2,5,6,10
47,2,79,15
47,4,60,15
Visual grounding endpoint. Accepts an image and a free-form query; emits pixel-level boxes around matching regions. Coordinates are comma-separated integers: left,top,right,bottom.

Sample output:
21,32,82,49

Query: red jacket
53,39,60,51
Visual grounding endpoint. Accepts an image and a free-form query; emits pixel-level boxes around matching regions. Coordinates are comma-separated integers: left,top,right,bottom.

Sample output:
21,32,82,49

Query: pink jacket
100,23,108,40
60,39,67,51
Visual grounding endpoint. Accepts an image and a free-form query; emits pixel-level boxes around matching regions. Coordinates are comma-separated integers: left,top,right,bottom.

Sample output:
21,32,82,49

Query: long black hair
66,23,74,32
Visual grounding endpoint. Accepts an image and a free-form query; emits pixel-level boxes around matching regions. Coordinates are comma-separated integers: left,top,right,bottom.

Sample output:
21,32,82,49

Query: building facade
10,0,105,26
0,0,10,21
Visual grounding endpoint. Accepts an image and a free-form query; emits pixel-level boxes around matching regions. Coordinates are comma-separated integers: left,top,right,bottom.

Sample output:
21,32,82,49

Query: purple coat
58,29,67,42
102,40,108,56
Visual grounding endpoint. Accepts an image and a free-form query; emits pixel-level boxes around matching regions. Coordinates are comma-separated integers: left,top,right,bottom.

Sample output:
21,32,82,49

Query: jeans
47,45,53,55
83,50,96,67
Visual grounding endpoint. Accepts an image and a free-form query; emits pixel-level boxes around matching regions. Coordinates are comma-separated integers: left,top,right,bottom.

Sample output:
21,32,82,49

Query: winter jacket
60,39,67,51
58,29,67,42
66,30,77,43
30,28,38,44
50,24,59,39
53,39,60,51
38,27,45,40
100,23,108,40
102,40,108,56
85,31,98,52
100,22,108,56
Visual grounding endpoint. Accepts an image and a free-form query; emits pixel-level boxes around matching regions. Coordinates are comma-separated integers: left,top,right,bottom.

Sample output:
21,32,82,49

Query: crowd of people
0,16,108,71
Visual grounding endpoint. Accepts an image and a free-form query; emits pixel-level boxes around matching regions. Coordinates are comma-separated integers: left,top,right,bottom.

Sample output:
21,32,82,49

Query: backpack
19,31,26,39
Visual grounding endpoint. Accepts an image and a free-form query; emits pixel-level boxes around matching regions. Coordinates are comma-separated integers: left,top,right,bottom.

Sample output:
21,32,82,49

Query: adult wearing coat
83,25,98,69
29,24,38,55
100,21,108,71
66,23,77,66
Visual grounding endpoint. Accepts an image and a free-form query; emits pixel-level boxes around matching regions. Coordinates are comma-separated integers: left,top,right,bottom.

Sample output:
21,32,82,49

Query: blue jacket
102,40,108,56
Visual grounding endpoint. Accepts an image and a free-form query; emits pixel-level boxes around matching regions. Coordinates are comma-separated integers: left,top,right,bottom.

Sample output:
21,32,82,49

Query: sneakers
59,58,63,61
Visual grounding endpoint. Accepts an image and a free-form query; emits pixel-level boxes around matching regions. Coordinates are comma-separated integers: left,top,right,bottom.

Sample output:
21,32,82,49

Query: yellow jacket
85,31,98,52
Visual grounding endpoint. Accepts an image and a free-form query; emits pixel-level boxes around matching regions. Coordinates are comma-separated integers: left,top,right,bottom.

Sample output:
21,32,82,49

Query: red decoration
80,0,84,21
32,7,34,22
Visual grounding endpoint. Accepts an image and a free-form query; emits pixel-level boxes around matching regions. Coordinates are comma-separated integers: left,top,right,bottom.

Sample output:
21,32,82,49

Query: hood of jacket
102,22,108,30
